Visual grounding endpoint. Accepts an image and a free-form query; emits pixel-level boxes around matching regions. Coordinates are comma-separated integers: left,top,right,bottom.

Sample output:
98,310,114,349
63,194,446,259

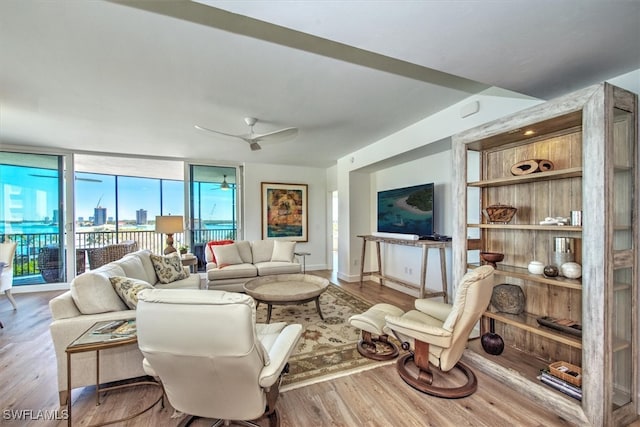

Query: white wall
242,162,328,271
336,87,544,286
368,143,454,297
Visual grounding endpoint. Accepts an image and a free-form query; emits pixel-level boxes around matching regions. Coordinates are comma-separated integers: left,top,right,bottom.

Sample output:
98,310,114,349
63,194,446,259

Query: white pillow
213,243,244,267
271,240,295,262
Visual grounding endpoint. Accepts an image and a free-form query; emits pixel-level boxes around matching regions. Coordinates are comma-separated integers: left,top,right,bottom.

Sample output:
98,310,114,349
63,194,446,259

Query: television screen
377,183,434,236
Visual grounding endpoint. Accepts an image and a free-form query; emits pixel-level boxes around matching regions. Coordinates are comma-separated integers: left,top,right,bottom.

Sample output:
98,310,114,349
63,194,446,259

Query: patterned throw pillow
149,253,189,284
110,276,154,309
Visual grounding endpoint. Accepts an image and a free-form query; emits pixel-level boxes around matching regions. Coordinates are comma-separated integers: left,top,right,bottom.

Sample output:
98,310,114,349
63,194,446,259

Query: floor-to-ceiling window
0,151,67,285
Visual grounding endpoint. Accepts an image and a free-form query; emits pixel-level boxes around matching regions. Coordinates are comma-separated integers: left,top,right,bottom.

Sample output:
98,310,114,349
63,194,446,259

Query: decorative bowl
480,251,504,268
483,204,517,224
528,261,545,275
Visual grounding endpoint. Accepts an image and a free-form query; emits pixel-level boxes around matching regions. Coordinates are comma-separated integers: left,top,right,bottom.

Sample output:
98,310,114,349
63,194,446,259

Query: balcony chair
1,241,18,311
87,240,137,270
136,289,302,427
384,265,495,398
37,245,87,282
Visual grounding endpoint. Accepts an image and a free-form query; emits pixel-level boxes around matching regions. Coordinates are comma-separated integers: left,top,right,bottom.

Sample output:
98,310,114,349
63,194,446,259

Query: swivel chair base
179,409,279,427
357,331,399,361
396,353,478,399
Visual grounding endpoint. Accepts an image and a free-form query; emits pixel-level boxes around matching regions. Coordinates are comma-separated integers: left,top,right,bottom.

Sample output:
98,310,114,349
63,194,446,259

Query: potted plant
178,244,189,255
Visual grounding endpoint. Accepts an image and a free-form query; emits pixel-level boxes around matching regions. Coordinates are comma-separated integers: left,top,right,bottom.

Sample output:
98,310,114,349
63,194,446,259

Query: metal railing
2,227,237,283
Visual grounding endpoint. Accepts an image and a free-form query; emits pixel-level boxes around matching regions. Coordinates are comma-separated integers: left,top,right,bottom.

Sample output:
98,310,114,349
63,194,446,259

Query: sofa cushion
115,254,152,283
271,240,295,262
208,263,258,280
70,264,128,314
236,240,253,264
255,261,301,276
206,240,234,264
110,276,154,309
150,253,189,284
212,243,244,267
251,240,274,264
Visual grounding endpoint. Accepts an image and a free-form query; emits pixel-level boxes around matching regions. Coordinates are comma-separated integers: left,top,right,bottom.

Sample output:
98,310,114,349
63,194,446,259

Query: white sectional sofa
205,240,301,291
49,249,201,405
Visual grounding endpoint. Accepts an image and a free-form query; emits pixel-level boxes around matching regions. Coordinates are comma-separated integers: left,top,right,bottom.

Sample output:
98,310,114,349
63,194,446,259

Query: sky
1,165,234,223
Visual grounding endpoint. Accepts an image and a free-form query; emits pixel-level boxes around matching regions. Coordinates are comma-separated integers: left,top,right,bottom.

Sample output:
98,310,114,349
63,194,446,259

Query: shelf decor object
452,83,638,426
482,204,517,224
510,159,554,175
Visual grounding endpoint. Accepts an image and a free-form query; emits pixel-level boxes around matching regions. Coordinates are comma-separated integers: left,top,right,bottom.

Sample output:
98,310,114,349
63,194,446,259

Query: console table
357,235,450,301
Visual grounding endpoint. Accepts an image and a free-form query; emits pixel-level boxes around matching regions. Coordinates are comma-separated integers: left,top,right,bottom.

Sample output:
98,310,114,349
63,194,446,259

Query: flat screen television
377,183,434,236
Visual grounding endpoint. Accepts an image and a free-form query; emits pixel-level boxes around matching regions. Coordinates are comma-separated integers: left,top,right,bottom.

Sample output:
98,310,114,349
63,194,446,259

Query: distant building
52,209,58,224
136,209,148,225
94,207,106,225
78,216,84,222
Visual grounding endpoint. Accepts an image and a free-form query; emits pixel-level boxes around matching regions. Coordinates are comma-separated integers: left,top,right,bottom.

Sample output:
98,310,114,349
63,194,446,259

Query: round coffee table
244,274,330,323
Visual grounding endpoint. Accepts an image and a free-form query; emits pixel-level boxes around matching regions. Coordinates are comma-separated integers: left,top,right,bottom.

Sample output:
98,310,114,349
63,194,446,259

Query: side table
181,253,198,273
294,251,310,273
65,319,162,426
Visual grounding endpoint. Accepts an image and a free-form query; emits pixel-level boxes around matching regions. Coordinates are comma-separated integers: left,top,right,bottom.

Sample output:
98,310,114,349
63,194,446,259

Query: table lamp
155,215,184,255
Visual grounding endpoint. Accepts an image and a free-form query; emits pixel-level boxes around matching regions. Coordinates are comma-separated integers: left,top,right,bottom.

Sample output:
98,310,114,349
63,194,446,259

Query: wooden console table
357,235,450,301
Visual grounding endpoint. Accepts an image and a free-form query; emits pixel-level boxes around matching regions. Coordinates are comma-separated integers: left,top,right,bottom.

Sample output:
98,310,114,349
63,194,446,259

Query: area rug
254,283,395,391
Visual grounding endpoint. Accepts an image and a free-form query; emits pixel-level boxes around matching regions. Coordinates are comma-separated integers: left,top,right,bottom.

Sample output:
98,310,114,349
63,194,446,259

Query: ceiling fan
195,117,298,151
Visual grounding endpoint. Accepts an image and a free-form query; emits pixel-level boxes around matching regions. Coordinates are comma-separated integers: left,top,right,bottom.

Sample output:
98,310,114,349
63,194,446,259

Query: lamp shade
155,215,184,234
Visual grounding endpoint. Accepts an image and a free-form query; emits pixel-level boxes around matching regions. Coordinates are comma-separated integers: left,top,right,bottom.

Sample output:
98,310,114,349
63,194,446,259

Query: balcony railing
2,227,236,284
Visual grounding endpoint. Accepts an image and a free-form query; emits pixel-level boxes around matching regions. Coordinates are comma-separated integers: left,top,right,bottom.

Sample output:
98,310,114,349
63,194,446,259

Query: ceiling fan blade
249,142,262,151
194,125,242,139
252,127,298,142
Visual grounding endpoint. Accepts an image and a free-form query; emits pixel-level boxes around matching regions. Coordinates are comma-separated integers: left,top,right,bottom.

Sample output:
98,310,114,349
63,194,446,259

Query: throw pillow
149,253,189,284
110,276,154,309
212,243,244,268
207,240,234,264
271,240,295,262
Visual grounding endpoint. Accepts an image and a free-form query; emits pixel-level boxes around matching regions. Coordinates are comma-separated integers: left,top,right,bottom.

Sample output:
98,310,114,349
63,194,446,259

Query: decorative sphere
561,262,582,279
527,261,545,275
543,265,559,277
481,332,504,355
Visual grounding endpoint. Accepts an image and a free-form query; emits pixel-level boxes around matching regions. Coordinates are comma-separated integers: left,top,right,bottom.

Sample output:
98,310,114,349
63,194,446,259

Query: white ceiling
1,1,639,168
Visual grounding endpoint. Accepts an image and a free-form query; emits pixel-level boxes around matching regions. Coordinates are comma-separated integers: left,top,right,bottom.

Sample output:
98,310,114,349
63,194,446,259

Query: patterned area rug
254,284,395,391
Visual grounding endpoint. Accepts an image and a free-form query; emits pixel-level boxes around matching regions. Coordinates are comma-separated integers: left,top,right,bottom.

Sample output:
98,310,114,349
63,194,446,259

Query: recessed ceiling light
524,130,536,136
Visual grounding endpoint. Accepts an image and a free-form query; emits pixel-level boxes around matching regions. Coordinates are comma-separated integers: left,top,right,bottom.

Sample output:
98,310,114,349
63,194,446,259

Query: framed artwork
261,182,308,241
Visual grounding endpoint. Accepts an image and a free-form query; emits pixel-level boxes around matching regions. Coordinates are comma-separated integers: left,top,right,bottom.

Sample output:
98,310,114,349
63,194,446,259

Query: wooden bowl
480,251,504,268
483,204,517,224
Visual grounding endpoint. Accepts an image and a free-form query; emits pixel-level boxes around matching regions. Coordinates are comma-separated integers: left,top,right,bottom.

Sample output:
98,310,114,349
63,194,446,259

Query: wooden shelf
468,223,582,232
469,263,582,290
483,311,582,349
468,167,583,188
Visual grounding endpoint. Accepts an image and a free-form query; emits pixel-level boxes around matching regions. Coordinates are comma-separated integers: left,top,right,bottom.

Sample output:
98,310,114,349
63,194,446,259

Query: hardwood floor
0,272,578,427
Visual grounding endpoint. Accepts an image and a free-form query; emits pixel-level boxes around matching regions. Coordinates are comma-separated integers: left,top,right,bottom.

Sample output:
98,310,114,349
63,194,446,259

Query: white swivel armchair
1,241,18,311
136,289,302,427
385,265,495,398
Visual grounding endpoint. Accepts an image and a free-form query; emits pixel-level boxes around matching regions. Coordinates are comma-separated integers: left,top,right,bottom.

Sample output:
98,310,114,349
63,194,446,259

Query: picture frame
261,182,308,241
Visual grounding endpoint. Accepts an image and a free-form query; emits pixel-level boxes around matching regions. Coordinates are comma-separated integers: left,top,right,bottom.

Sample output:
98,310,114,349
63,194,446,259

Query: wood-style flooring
0,271,581,426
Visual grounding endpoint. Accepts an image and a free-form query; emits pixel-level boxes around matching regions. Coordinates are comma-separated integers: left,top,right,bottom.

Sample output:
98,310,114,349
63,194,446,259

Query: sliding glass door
0,152,67,285
190,165,238,269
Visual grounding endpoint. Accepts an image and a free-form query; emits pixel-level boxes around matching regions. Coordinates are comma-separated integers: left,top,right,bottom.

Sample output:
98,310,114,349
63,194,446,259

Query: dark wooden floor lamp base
396,353,478,399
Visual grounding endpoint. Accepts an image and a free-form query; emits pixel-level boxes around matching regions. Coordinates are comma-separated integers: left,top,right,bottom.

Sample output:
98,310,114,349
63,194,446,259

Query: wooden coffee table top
244,273,329,303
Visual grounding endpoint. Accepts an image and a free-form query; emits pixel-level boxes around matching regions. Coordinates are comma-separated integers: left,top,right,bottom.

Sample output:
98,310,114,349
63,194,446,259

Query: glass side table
65,319,162,426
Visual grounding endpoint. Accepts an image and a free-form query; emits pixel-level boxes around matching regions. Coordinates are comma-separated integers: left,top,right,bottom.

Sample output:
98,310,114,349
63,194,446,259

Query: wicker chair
37,245,87,283
87,240,138,270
